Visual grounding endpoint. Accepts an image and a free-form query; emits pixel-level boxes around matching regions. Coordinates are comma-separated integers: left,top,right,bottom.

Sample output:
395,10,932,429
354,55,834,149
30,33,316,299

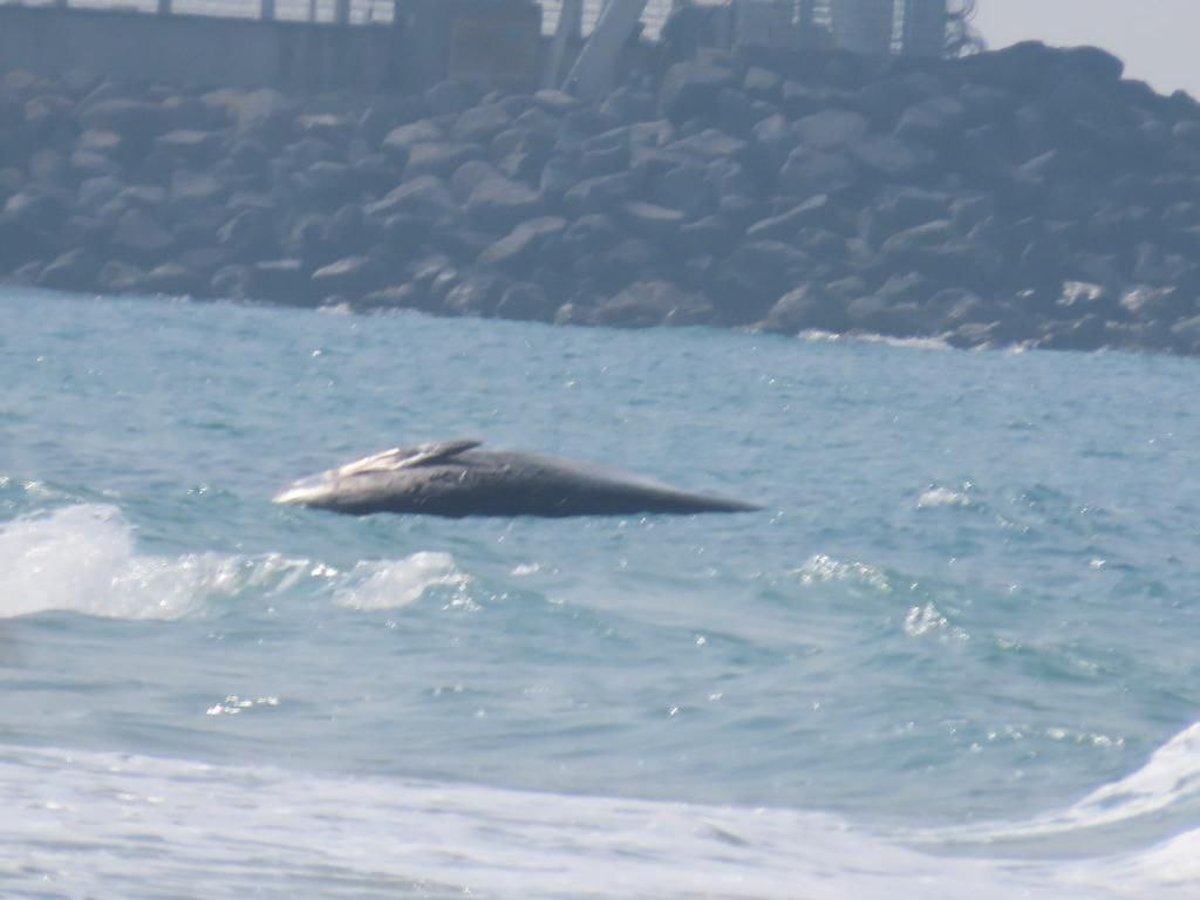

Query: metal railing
13,0,684,36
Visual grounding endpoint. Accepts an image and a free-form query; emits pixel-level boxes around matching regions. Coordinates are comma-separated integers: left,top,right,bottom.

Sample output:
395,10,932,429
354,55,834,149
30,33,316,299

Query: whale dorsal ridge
335,439,482,478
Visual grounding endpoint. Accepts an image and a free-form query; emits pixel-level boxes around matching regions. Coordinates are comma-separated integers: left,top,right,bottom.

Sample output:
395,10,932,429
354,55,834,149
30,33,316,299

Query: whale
273,439,762,518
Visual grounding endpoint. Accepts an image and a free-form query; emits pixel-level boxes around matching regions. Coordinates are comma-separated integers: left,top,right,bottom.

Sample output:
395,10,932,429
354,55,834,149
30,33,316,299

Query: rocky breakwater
5,40,1200,354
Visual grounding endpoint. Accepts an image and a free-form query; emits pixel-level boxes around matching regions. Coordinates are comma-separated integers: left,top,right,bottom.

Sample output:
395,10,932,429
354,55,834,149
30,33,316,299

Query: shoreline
4,39,1200,355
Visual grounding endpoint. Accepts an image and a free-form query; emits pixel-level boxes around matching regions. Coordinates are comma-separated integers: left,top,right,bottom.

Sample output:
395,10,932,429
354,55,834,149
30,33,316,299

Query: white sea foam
798,329,951,352
920,719,1200,887
917,484,974,509
0,505,257,620
334,552,470,611
792,553,892,593
1022,720,1200,835
0,742,1176,900
0,504,468,619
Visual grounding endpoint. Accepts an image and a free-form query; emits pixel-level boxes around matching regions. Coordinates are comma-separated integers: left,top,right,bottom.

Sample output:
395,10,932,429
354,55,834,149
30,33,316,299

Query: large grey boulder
496,281,556,321
450,104,513,144
403,142,484,180
758,283,847,334
479,216,567,271
365,175,456,221
660,61,737,122
465,177,545,232
779,145,858,197
111,207,174,261
793,109,869,151
563,172,639,218
593,279,714,327
38,248,101,292
620,200,685,242
310,255,383,299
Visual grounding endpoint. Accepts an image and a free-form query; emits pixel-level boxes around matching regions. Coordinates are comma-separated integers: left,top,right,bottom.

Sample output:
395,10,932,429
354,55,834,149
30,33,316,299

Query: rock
793,109,870,151
650,163,711,218
560,213,622,256
894,96,966,145
880,219,957,258
403,142,484,180
743,66,782,100
293,159,356,204
217,207,276,260
359,284,426,311
599,86,656,124
579,126,632,176
705,157,757,196
97,259,145,294
294,113,354,147
381,118,442,158
678,215,734,255
532,89,578,115
1120,285,1192,322
443,273,508,317
450,160,501,203
1170,314,1200,354
496,281,556,321
593,280,714,328
250,258,313,306
747,194,835,241
451,103,513,143
660,61,737,122
714,88,766,138
710,240,811,322
210,263,253,300
478,216,567,272
758,283,847,334
154,129,224,165
365,175,456,221
170,169,227,210
563,172,639,218
849,134,933,180
426,80,483,117
538,154,577,202
38,248,101,292
578,237,657,288
620,200,685,242
310,255,383,299
111,207,174,261
465,176,545,232
79,98,170,155
141,262,204,296
778,145,858,197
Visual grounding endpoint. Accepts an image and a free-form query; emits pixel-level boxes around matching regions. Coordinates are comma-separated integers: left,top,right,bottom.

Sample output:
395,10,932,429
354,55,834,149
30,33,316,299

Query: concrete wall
831,0,895,57
900,0,946,58
0,6,403,91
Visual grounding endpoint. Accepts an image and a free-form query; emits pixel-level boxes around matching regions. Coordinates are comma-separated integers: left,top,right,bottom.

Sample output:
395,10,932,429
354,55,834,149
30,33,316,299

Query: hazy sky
972,0,1199,98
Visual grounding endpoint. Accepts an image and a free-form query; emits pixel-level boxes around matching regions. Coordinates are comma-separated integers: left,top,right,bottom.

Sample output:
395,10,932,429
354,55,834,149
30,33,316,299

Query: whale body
273,440,762,518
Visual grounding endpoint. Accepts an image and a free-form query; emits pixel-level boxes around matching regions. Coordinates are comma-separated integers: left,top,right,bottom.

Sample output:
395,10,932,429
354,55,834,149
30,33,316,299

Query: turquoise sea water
1,285,1198,897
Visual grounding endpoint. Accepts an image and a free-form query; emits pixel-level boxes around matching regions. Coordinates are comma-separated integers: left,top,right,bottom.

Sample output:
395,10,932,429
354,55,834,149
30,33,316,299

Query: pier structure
0,0,951,95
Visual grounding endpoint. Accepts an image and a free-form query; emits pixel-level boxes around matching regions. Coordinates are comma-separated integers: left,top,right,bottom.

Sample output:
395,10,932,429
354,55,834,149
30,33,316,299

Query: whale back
334,439,482,477
275,441,762,517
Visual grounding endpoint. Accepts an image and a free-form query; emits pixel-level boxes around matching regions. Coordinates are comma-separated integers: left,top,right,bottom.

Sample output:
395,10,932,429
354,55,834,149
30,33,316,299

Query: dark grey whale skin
274,441,762,518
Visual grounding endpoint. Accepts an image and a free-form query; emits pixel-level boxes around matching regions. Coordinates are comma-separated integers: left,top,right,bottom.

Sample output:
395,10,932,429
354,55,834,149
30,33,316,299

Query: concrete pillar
336,0,350,24
157,0,172,14
797,0,816,31
261,0,276,20
831,0,894,57
900,0,946,57
565,0,648,99
545,0,582,87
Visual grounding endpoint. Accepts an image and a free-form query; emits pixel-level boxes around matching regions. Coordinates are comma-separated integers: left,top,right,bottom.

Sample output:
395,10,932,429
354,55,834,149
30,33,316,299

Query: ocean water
1,285,1198,898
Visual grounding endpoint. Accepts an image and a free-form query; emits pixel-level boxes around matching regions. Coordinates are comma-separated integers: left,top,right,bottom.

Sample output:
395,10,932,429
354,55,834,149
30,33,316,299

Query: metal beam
564,0,648,99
